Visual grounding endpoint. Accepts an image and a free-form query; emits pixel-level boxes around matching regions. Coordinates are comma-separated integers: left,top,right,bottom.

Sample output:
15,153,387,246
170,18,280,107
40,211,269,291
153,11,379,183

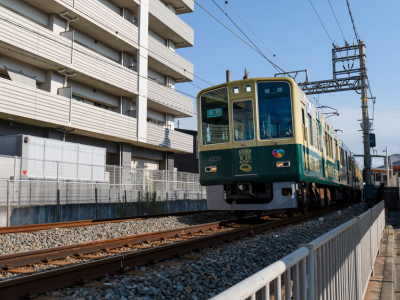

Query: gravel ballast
0,212,234,255
37,204,366,300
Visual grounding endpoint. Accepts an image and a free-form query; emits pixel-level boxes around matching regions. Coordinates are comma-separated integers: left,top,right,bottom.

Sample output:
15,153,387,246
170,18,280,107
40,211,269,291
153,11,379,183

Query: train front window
200,87,230,145
232,100,254,142
257,81,293,139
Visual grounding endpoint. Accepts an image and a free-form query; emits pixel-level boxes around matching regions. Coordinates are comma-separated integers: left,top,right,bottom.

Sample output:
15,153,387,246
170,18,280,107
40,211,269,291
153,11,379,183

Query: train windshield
200,87,230,145
257,81,293,139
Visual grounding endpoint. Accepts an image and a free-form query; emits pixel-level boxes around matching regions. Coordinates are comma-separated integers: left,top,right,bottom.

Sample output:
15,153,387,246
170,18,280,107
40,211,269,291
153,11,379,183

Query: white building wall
0,0,194,155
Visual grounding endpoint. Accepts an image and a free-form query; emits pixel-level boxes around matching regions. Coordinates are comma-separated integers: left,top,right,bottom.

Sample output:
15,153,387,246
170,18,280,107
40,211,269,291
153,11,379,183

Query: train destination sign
207,108,223,118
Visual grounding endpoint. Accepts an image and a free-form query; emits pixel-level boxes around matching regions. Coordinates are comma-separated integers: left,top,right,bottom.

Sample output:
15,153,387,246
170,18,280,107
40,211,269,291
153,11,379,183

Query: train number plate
209,156,221,162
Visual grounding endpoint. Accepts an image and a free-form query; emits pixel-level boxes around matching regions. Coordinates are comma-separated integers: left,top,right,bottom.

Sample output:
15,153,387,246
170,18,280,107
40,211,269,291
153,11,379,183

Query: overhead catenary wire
212,0,267,64
224,1,289,72
193,0,292,78
308,0,334,46
345,0,360,42
327,0,346,43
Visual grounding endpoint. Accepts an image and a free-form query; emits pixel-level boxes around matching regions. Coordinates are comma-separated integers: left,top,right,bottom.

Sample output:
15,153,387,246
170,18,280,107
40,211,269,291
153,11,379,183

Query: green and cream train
197,77,362,214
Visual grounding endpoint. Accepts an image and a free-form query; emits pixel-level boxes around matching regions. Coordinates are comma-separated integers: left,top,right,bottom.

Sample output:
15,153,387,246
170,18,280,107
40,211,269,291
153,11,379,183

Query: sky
174,0,400,167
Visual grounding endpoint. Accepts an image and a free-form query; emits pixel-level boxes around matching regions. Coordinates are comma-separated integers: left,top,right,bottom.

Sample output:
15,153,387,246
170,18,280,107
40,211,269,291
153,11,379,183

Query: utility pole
385,147,390,187
359,41,372,186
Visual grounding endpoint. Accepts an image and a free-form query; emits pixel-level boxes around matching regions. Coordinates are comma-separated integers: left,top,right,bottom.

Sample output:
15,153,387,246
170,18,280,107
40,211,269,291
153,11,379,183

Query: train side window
301,108,306,142
316,121,321,151
335,140,338,160
307,114,313,146
340,148,344,167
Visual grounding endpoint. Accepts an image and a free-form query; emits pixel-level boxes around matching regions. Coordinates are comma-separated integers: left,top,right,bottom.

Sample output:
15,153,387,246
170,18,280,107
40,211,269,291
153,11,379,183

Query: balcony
0,78,192,153
147,80,193,117
0,78,70,126
24,0,193,81
73,43,138,95
147,123,192,153
24,0,140,54
148,36,193,81
70,101,137,142
149,0,194,48
0,6,192,116
164,0,194,14
0,6,72,66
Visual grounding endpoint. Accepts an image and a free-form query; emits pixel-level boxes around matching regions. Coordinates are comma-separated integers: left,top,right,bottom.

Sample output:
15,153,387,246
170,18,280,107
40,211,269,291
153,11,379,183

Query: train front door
231,99,258,176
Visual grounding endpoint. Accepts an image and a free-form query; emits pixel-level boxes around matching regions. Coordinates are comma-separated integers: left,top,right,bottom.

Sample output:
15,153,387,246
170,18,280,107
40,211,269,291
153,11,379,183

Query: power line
193,0,289,76
308,0,334,45
189,82,203,90
193,74,213,86
327,0,346,42
345,0,360,42
224,1,289,72
212,0,266,64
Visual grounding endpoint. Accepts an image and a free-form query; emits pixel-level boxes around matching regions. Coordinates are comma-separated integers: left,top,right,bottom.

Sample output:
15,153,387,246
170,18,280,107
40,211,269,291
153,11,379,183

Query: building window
72,95,85,102
147,117,165,126
73,94,112,110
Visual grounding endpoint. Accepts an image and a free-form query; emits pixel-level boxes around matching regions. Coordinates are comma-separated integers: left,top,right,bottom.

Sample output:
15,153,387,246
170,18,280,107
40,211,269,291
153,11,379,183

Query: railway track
0,205,349,300
0,210,211,235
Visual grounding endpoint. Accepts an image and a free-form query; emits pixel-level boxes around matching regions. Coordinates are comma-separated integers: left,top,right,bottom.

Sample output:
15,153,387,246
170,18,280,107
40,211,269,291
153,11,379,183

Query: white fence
211,201,385,300
0,156,206,226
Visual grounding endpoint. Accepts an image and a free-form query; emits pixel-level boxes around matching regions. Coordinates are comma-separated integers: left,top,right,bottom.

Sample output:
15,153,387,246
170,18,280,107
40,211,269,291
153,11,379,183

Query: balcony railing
0,6,72,66
149,0,194,47
148,35,193,81
70,100,137,141
0,78,192,153
24,0,192,82
0,78,70,126
0,6,192,116
147,122,192,153
148,80,193,117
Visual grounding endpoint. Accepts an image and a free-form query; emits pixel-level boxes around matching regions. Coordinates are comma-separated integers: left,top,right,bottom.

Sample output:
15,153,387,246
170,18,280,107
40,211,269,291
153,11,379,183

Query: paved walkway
364,211,400,300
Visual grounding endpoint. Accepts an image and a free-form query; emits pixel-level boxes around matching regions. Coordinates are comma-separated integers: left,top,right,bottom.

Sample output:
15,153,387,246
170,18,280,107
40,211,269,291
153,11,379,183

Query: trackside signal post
276,41,374,197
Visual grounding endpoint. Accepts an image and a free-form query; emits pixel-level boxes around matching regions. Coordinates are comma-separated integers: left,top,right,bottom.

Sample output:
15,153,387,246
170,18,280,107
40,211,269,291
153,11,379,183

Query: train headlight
205,166,218,172
244,85,252,93
276,161,290,168
232,87,240,94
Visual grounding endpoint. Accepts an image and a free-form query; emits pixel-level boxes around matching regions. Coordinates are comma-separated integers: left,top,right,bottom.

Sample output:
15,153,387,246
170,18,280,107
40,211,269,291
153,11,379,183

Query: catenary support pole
386,146,390,187
359,41,372,186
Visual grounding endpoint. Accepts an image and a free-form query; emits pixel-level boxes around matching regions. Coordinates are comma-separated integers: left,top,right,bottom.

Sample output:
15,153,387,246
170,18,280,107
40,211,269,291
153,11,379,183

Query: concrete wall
0,200,207,226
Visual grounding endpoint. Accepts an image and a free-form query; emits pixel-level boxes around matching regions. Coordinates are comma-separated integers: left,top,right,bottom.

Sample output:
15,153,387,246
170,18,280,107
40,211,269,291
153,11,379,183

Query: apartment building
0,0,194,170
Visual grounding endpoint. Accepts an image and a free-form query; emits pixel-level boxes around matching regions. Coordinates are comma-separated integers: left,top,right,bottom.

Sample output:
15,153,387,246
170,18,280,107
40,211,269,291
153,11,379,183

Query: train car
197,77,362,215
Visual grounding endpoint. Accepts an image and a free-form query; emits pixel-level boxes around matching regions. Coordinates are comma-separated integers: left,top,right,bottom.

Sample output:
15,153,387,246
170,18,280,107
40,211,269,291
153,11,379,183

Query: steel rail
0,205,350,300
0,210,211,235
